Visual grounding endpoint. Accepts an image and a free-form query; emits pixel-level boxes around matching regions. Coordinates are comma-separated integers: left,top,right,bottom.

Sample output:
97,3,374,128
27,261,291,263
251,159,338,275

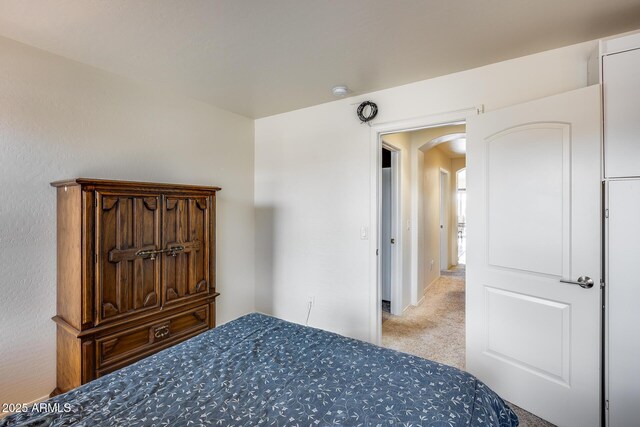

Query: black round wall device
357,101,378,123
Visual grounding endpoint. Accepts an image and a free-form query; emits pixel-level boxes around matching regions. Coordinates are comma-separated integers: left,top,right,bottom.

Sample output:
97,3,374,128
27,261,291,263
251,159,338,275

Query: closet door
96,192,162,324
607,180,640,426
603,48,640,178
162,195,212,305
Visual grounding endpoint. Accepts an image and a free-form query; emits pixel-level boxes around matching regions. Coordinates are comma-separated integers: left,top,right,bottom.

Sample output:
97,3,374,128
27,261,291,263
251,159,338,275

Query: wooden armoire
50,178,220,395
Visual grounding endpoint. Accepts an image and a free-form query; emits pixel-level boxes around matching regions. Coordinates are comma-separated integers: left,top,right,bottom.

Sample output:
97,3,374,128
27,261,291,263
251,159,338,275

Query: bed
1,313,518,426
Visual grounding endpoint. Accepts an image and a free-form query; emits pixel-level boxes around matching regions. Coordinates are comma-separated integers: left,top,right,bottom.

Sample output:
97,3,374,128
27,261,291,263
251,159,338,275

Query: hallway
381,268,555,427
382,270,466,369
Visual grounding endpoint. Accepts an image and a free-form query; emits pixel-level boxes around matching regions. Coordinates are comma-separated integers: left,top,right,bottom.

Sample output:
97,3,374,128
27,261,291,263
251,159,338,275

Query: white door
440,170,449,271
466,85,601,426
603,47,640,178
381,167,392,301
607,180,640,426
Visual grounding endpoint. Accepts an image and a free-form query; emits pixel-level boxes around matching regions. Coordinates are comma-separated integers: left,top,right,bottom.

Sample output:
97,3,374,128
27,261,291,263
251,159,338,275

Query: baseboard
412,277,439,307
423,276,439,293
0,394,50,419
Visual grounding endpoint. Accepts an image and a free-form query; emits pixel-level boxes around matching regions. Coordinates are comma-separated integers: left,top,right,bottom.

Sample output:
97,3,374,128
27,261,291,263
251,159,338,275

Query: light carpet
381,268,555,427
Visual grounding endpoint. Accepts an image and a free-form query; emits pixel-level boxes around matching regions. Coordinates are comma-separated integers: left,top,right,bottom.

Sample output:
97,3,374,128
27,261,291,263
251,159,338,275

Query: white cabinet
603,48,640,178
602,30,640,426
607,180,640,426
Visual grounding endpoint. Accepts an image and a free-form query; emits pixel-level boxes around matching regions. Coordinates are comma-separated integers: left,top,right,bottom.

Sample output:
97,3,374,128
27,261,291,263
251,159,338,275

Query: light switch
360,226,369,240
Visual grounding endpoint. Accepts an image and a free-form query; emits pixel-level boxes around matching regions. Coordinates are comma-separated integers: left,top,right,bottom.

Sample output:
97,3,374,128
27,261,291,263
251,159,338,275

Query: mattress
1,313,518,426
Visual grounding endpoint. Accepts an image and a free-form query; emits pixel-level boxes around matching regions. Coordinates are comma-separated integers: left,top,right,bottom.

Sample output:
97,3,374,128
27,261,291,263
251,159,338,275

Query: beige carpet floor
381,268,555,427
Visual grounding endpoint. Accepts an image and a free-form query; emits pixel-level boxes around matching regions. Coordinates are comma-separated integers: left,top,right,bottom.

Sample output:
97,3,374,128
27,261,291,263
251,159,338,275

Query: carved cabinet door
96,192,162,324
162,196,211,305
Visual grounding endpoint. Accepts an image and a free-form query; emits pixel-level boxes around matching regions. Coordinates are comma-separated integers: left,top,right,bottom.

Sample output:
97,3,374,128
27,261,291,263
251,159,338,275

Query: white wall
0,36,255,405
420,146,452,290
450,157,466,266
408,124,465,300
255,39,596,342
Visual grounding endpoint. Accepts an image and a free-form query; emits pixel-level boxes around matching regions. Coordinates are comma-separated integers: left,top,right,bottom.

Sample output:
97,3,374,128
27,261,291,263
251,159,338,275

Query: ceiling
1,1,639,118
437,138,466,159
410,126,466,158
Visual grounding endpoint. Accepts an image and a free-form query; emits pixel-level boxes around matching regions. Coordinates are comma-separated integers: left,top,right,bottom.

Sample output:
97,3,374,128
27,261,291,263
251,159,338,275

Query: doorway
379,123,468,371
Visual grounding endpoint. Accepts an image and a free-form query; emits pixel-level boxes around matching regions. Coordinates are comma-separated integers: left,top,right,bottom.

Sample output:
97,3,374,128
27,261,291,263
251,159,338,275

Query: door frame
369,106,483,344
455,167,467,265
439,168,451,271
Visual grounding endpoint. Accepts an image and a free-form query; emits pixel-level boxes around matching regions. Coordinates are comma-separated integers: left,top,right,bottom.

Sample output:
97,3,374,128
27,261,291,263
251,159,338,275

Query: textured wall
0,36,255,405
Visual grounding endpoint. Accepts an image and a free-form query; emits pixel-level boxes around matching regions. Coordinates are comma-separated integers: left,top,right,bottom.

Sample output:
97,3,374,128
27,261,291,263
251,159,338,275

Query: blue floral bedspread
1,313,518,426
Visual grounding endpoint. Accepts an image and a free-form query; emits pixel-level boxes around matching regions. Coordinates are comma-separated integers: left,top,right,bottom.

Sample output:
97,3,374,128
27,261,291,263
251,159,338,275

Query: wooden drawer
96,304,209,369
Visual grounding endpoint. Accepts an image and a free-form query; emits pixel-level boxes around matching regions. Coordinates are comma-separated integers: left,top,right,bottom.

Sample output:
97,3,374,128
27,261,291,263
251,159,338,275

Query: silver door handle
560,276,594,289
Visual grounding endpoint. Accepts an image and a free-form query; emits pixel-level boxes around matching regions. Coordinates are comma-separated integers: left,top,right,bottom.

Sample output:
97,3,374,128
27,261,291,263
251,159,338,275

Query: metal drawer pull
136,245,185,259
154,325,170,339
560,276,594,289
167,245,185,257
136,248,161,260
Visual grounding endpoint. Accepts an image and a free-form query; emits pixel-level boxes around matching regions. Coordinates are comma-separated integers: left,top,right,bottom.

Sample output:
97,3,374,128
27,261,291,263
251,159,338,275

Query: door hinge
605,209,609,218
606,399,609,410
600,279,605,289
376,249,379,256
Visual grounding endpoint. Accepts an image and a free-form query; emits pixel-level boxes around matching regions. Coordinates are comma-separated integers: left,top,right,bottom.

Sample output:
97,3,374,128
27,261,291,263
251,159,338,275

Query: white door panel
603,48,640,178
484,285,571,384
467,85,601,426
486,123,570,276
607,179,640,426
381,168,392,301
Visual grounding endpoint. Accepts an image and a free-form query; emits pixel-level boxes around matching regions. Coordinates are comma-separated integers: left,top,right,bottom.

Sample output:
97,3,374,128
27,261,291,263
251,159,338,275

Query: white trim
410,144,420,306
424,274,440,294
369,106,483,345
455,167,467,265
599,29,640,57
